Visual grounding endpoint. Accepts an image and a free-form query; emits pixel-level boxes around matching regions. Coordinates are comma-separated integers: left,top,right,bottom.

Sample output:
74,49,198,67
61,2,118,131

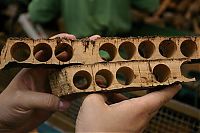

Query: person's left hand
0,33,77,133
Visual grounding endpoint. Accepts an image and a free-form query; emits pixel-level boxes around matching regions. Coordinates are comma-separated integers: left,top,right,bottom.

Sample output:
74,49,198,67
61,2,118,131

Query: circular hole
159,40,177,58
153,64,171,82
10,42,31,62
138,40,155,59
181,40,197,57
180,61,194,79
95,69,113,88
116,67,134,85
33,43,52,62
99,43,117,61
73,70,92,90
119,41,136,60
55,43,73,62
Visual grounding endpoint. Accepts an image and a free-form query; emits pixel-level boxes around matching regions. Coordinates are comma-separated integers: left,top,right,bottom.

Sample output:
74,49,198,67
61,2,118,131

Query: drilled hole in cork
55,43,73,62
138,40,155,59
159,40,177,58
95,69,113,88
116,67,134,85
33,43,52,62
181,40,197,57
10,42,31,62
119,41,136,60
180,61,195,79
73,70,92,90
99,43,117,61
153,64,171,82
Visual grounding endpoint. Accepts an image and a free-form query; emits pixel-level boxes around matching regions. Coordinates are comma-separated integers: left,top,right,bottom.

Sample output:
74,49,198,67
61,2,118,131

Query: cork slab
0,36,199,96
1,36,200,69
49,60,195,96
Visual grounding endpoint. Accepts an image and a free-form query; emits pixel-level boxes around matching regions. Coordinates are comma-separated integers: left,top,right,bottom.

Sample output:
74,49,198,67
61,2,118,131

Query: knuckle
83,94,96,104
45,95,58,109
82,94,102,106
14,90,24,102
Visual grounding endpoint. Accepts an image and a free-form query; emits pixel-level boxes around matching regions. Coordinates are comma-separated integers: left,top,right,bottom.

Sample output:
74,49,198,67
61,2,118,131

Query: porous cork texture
49,60,194,96
0,36,199,96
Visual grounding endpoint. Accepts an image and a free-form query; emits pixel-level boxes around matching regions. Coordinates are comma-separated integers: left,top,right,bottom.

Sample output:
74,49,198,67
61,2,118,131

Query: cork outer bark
0,36,199,96
1,36,200,69
49,60,195,97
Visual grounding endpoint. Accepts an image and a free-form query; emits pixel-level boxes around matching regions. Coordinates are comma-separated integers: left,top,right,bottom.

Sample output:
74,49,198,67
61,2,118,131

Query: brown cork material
49,60,195,96
0,37,199,96
0,36,199,69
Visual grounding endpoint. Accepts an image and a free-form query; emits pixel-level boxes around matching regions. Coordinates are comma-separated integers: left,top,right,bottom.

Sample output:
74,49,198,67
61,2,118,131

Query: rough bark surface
0,37,198,96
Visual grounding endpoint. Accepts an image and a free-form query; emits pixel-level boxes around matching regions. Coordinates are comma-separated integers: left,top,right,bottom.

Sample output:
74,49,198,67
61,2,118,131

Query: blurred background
0,0,199,132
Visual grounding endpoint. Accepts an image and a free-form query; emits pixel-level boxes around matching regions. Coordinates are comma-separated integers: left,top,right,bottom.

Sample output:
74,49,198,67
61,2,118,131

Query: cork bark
0,37,199,96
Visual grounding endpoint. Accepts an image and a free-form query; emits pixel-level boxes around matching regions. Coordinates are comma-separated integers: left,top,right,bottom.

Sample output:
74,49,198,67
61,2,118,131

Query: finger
82,94,108,108
110,84,181,117
89,35,101,41
11,68,50,91
55,51,69,61
34,50,44,60
50,33,76,40
34,33,76,61
22,91,70,111
34,49,53,62
133,84,181,114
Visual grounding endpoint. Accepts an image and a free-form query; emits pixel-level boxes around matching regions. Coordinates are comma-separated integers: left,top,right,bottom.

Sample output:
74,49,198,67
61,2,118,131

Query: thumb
22,91,70,111
82,94,108,108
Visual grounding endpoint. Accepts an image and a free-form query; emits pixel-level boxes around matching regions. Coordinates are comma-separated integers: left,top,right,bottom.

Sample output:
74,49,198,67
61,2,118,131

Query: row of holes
10,42,73,62
73,61,195,90
101,39,197,61
73,64,171,90
10,39,197,62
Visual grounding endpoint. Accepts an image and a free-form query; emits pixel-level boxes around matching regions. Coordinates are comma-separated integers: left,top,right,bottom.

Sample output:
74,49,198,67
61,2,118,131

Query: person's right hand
76,84,181,133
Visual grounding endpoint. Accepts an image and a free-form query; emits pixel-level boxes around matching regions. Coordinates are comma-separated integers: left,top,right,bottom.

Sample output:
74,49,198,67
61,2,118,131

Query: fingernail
58,101,70,112
177,84,182,89
89,35,101,41
68,35,76,40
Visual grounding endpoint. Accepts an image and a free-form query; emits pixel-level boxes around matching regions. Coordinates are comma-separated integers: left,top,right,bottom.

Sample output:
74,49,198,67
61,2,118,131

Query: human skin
76,85,181,133
0,33,181,133
0,33,76,133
